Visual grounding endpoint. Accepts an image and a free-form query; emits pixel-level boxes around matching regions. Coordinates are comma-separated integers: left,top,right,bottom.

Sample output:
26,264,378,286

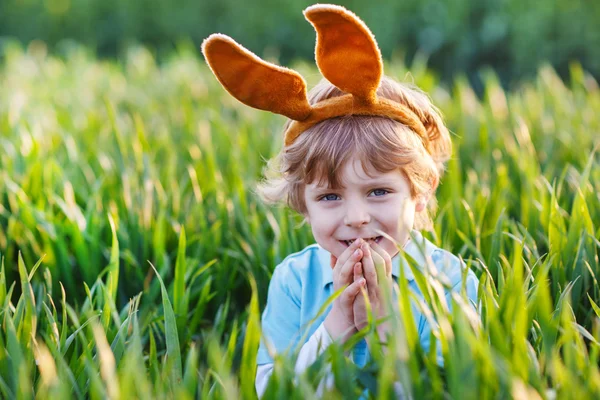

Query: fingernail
354,249,361,256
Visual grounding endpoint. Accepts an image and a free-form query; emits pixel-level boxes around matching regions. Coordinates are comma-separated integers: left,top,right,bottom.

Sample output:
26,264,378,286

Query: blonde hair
256,75,452,231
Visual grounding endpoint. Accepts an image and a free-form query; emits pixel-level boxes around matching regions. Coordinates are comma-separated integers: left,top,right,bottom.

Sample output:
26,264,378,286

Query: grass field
0,41,599,399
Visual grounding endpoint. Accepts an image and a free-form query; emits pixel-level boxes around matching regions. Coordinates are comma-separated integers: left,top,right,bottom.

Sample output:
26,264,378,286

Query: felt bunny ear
201,5,430,152
304,5,383,105
201,34,312,121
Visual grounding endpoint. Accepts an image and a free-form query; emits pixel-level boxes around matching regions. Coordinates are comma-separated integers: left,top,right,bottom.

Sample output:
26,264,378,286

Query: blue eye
321,194,340,201
371,189,389,196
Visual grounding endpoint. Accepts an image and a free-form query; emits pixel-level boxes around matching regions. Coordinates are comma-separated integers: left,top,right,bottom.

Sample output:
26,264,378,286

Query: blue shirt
257,230,479,367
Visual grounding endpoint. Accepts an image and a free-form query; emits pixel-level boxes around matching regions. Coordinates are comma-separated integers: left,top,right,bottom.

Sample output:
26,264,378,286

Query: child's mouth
339,236,382,247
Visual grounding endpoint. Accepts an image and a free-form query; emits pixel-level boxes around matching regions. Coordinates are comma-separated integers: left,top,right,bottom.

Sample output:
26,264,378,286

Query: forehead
307,156,403,190
341,157,381,181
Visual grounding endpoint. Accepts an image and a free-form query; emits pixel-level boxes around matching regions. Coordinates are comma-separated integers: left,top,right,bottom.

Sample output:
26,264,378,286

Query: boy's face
303,156,425,259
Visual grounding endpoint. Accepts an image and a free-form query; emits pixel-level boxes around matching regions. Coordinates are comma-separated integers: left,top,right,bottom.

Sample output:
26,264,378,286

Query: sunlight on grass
0,42,598,398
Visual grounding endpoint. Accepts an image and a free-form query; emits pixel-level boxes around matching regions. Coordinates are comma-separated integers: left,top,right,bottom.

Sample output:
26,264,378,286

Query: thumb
330,254,338,269
342,278,364,307
353,262,362,282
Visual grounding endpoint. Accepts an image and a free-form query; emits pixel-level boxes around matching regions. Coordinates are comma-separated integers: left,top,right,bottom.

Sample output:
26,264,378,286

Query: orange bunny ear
304,5,383,105
201,34,312,121
202,6,430,151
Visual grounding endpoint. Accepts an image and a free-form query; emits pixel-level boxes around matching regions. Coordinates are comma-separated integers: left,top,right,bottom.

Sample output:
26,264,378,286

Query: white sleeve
255,321,335,398
255,364,274,399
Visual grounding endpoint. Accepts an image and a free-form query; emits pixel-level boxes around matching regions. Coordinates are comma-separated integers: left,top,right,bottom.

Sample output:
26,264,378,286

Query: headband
201,4,431,151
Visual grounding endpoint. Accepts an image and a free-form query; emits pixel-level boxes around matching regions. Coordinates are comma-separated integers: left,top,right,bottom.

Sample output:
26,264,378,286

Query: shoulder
273,243,325,277
408,231,478,290
430,247,479,291
270,244,329,293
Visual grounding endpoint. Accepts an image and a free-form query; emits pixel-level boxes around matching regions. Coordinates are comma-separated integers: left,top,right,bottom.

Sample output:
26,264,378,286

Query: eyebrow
312,179,397,192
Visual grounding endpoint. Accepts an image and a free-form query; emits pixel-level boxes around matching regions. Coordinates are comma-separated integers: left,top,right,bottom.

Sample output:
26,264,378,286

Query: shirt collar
318,230,434,288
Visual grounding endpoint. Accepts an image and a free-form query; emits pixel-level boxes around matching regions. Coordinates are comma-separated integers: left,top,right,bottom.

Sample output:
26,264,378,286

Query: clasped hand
325,238,398,343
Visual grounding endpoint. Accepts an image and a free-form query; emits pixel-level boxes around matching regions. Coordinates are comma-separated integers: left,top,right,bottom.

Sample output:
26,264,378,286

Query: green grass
0,41,599,398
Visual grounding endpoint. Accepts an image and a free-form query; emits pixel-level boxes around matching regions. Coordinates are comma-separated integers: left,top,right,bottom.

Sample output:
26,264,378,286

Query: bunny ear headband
201,4,430,151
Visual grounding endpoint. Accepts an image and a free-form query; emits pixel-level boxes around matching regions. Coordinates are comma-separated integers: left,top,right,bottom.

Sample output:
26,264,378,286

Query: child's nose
343,204,371,227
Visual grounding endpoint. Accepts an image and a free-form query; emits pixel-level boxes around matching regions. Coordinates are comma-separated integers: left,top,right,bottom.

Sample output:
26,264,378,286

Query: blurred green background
1,0,599,89
1,1,600,398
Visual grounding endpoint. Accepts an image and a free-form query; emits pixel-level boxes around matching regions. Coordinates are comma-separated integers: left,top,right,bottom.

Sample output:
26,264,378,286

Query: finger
353,262,362,282
341,276,365,308
369,242,393,278
354,286,369,328
338,242,365,284
371,251,392,290
339,248,363,284
360,242,378,291
330,254,337,269
369,244,396,308
368,249,391,303
334,238,364,272
370,247,389,284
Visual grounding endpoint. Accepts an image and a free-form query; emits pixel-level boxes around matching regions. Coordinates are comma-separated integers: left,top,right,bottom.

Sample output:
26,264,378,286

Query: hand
352,241,395,332
352,261,368,331
324,238,367,343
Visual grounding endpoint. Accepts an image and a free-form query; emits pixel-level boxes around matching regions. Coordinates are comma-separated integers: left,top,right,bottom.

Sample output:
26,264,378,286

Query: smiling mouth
340,236,383,247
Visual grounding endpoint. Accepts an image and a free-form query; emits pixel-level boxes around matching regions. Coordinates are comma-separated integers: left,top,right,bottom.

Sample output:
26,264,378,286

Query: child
201,4,479,397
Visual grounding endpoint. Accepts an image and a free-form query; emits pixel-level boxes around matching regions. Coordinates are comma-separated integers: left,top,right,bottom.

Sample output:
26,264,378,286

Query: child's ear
415,198,427,212
415,175,438,212
415,192,431,212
